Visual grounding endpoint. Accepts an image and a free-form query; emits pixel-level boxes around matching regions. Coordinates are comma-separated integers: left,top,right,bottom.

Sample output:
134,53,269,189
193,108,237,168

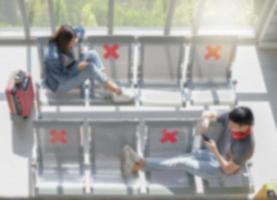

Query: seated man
121,106,255,181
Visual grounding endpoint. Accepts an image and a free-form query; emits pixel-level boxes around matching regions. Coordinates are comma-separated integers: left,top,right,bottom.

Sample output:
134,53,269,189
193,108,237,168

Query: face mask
231,127,251,140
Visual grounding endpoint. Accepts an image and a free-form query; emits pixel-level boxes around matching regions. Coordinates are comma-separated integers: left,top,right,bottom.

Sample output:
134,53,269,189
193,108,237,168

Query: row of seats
36,35,237,108
32,119,253,197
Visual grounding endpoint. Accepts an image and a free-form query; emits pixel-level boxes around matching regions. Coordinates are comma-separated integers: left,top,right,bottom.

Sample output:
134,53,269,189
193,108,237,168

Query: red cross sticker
160,128,178,144
103,43,119,60
49,129,67,144
204,45,222,60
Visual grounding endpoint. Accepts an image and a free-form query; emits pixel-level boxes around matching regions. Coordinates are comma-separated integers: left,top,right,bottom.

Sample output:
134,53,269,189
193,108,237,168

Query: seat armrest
31,137,38,167
35,82,42,118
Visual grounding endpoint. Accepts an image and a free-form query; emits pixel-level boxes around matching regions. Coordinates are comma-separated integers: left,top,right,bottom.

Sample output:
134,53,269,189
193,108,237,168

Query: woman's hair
49,25,76,53
229,106,254,126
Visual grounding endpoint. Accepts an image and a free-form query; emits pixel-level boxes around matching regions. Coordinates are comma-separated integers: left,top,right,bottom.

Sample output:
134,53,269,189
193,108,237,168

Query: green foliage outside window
0,0,261,29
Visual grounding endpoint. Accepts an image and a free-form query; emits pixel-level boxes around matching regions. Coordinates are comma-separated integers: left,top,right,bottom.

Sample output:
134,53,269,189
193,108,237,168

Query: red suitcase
5,71,34,118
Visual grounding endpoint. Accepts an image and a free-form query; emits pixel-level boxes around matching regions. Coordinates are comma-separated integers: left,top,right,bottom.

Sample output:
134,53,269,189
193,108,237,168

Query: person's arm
78,61,89,71
61,60,79,79
205,139,240,174
196,110,219,135
46,45,79,79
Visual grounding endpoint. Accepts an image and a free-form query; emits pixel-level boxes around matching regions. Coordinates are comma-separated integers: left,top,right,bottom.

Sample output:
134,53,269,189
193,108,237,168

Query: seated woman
44,25,133,102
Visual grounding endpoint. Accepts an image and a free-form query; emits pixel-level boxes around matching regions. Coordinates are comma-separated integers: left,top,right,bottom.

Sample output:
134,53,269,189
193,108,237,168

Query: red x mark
103,43,119,60
204,45,222,60
49,129,67,144
160,128,178,144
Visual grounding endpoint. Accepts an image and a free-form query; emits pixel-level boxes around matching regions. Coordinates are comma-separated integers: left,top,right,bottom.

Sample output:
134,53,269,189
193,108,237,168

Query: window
114,0,168,34
0,0,24,37
171,0,193,35
26,0,51,36
53,0,108,28
200,0,258,29
172,0,193,27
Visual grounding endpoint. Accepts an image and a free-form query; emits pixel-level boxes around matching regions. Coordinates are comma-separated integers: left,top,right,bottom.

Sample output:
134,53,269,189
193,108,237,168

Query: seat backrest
87,36,135,86
35,121,83,171
187,36,237,84
90,121,138,174
144,120,196,194
138,36,186,87
37,37,50,80
145,120,195,158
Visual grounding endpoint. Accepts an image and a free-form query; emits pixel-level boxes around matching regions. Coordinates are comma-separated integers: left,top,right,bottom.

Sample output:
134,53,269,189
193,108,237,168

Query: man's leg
139,150,226,181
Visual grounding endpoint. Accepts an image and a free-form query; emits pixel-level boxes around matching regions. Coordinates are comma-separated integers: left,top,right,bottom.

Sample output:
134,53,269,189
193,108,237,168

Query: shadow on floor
11,109,35,158
256,47,277,127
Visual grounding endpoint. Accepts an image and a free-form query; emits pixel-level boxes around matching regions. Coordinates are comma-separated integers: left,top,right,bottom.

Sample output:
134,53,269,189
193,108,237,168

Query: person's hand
74,26,85,42
78,61,89,71
115,87,122,95
204,139,217,153
75,37,80,44
80,47,85,53
196,117,209,135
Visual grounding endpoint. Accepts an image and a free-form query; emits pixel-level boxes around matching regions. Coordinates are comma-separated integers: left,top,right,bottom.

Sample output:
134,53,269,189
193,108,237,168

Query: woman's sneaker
112,88,135,103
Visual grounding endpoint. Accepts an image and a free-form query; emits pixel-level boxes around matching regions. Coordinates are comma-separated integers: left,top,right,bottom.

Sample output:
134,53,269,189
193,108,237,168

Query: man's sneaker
121,146,135,177
124,145,141,163
120,145,141,177
112,88,135,103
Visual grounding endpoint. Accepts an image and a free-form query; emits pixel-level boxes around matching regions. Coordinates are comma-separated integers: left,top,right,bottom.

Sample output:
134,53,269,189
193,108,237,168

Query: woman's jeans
144,150,227,181
56,50,108,93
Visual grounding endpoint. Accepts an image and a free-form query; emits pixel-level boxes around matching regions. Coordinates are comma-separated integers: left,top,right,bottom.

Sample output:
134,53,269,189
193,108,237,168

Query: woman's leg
83,50,122,94
89,63,122,94
56,63,107,93
79,50,134,100
84,50,105,72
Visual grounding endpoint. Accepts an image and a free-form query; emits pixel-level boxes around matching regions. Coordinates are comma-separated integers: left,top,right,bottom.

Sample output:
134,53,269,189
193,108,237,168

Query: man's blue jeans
56,50,108,93
144,150,227,181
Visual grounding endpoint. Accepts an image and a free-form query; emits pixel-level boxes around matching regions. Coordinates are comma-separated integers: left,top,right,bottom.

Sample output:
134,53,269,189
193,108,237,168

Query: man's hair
49,25,76,53
229,106,254,126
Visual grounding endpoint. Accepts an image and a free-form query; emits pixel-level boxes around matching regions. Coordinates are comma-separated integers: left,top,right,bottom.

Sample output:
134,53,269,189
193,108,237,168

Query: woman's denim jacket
44,42,79,92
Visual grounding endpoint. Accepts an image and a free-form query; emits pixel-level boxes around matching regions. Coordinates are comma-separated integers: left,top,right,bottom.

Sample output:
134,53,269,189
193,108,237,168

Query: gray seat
89,121,140,195
203,163,254,196
184,36,238,106
36,37,85,106
144,120,196,195
137,36,186,107
86,36,137,105
33,120,85,195
87,36,136,87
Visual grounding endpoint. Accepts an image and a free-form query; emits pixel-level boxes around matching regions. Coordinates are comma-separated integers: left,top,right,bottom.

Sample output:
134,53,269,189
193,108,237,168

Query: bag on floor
5,70,34,118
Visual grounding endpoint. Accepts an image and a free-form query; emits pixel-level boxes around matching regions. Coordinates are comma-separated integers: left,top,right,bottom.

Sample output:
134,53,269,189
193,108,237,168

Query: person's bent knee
86,63,108,84
86,50,99,62
81,63,94,74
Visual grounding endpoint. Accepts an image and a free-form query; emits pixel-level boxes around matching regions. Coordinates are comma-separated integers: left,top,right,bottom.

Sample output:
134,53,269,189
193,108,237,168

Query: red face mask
231,127,251,140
